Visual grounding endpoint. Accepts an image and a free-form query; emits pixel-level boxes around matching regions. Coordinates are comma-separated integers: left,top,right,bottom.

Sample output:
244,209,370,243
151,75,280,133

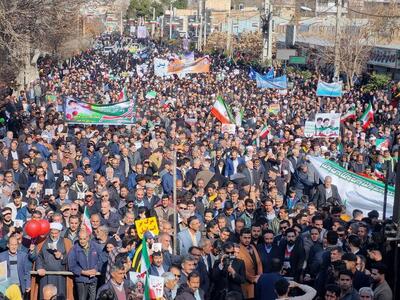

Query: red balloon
25,220,41,238
38,219,50,236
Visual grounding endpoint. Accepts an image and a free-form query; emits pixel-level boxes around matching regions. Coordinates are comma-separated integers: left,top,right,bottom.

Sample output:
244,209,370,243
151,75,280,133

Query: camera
223,255,235,267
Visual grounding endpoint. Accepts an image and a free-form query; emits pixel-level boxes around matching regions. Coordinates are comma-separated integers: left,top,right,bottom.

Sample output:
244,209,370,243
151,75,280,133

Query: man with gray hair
312,175,342,208
179,255,197,285
42,284,57,300
358,287,373,300
162,272,179,300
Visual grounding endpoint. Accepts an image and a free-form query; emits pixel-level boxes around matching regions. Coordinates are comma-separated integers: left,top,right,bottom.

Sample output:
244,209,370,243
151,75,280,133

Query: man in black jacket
257,229,280,273
211,241,246,300
312,176,342,208
278,228,305,281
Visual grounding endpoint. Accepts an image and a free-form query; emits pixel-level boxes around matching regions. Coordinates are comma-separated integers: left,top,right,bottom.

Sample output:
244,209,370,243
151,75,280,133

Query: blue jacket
84,151,102,173
127,172,137,190
100,212,120,234
162,172,173,195
177,229,201,256
16,206,31,222
255,272,284,300
149,263,170,276
67,240,102,284
0,249,35,291
34,142,50,159
224,157,245,177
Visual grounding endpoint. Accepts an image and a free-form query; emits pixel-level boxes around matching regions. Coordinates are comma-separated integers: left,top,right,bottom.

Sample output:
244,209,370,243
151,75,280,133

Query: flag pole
173,148,178,255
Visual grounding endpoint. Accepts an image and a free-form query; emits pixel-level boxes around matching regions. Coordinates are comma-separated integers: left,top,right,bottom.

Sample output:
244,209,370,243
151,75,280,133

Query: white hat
50,222,63,231
294,138,302,144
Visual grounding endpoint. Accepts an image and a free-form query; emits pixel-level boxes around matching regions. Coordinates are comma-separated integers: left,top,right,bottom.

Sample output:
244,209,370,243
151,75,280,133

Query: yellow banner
135,217,159,239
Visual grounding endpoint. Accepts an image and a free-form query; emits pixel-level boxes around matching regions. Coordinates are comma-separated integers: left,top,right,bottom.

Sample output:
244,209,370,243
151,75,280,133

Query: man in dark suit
189,246,211,299
224,148,245,177
257,229,280,273
278,228,305,281
241,159,260,187
211,241,246,300
312,176,342,208
255,258,284,300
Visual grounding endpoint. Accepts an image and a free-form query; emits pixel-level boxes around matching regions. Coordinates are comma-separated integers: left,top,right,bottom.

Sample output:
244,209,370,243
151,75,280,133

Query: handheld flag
259,124,269,139
340,107,356,123
359,102,374,130
211,96,235,124
118,86,128,102
83,206,92,234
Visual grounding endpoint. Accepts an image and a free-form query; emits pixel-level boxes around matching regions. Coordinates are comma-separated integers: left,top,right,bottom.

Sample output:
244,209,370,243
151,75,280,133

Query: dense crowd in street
0,32,398,300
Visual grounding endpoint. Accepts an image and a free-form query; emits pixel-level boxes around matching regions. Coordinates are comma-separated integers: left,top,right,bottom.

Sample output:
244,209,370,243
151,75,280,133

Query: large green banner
64,97,136,125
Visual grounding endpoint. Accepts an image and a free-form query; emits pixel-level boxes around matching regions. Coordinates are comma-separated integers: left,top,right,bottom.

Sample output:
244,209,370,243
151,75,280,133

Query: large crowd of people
0,32,398,300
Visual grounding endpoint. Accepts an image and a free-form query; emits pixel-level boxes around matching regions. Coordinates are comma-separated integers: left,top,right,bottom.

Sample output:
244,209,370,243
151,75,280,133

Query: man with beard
241,199,255,229
34,222,73,299
15,198,37,222
237,228,262,299
371,263,393,300
278,228,305,281
257,230,280,273
211,241,246,300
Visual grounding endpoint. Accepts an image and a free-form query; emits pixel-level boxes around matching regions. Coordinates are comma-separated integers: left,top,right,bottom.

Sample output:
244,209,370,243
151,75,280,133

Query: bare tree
0,0,85,86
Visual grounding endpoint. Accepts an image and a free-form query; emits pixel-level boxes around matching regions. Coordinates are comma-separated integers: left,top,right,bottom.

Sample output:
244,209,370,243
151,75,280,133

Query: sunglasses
225,251,234,254
174,274,181,278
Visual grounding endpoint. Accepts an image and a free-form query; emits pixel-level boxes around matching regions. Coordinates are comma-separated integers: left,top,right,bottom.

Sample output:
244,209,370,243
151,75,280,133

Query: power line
345,5,400,18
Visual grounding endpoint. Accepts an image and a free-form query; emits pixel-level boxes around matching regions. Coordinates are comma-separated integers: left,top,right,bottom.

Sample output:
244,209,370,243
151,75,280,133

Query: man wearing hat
34,222,73,299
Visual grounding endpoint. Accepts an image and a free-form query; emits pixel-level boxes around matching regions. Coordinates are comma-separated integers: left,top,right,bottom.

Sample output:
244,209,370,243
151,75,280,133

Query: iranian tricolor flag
118,86,128,102
211,96,234,124
359,103,374,130
83,206,92,234
340,107,356,123
260,124,269,139
376,138,390,151
140,238,151,300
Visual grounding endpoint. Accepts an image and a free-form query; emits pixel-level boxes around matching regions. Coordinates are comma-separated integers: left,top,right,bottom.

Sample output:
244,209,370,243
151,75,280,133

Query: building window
239,3,244,10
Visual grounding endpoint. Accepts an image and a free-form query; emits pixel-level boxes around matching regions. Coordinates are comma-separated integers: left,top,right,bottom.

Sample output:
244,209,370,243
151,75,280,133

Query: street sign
289,56,306,64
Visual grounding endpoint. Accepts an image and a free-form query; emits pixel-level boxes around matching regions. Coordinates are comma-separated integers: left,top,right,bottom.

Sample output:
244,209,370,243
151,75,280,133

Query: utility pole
151,7,156,37
203,10,207,48
262,0,273,64
226,8,232,58
120,10,123,35
169,2,173,39
161,15,164,39
198,0,203,51
334,0,342,81
172,149,177,255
